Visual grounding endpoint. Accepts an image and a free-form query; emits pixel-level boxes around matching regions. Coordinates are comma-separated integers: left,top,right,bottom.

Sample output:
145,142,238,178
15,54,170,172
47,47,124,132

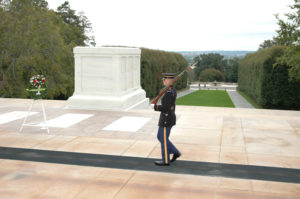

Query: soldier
152,73,181,166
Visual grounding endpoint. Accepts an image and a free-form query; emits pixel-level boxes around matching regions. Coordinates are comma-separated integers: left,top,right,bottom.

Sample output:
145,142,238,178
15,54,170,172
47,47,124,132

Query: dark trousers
157,126,179,164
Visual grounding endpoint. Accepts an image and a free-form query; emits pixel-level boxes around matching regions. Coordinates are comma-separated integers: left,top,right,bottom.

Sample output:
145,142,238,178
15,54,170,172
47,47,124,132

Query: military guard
152,73,181,166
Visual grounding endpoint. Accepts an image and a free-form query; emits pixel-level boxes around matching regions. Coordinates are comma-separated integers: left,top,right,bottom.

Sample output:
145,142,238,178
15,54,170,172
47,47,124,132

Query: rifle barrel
150,66,192,104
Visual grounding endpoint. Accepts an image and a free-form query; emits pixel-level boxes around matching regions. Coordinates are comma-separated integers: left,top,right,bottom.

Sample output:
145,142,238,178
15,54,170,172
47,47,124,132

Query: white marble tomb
67,47,149,111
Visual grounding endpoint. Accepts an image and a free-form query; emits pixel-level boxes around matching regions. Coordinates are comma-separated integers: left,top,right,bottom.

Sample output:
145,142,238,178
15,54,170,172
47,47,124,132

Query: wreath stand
19,88,49,133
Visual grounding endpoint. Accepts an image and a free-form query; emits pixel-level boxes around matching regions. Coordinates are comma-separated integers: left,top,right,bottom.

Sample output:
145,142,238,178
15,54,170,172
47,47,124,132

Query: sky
47,0,294,51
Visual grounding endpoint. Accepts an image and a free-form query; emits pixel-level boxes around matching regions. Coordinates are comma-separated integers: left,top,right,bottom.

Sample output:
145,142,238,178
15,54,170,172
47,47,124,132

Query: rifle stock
150,66,192,104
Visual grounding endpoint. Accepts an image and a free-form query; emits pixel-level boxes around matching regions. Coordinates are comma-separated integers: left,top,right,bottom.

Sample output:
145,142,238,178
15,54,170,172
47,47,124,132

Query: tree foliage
259,0,300,81
193,53,238,82
141,48,188,99
198,68,225,82
259,39,277,49
275,0,300,81
0,1,187,100
238,46,300,110
193,53,225,77
0,0,95,99
224,57,239,82
56,1,95,46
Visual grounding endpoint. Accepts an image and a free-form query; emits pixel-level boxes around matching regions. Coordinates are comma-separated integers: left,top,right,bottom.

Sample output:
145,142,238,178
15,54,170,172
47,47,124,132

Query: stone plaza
0,98,299,198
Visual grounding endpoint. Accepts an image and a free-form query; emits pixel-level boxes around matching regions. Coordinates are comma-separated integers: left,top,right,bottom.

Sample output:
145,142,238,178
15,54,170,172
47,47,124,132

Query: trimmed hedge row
238,46,300,110
140,48,188,99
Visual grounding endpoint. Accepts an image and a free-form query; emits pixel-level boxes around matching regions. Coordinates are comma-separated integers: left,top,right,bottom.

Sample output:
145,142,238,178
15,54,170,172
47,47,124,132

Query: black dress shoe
171,152,181,162
154,160,170,166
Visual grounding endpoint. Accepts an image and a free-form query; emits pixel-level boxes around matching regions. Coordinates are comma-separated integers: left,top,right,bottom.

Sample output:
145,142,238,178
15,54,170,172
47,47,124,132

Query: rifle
150,65,194,104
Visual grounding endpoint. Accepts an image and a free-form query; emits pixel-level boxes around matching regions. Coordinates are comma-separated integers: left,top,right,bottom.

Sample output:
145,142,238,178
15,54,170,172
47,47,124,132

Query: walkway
227,90,254,109
176,88,197,98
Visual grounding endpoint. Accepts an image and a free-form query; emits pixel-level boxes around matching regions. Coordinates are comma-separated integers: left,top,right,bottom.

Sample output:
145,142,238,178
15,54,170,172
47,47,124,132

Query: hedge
140,48,188,99
238,46,300,110
0,47,188,100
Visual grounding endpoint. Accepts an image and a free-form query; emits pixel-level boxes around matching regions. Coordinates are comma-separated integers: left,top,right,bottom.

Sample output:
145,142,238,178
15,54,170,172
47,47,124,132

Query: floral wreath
27,75,47,99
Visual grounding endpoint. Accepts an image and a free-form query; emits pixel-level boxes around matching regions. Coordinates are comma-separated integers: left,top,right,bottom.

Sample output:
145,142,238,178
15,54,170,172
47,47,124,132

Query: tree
259,0,300,81
0,0,95,99
199,68,225,82
224,57,239,82
32,0,48,9
0,0,71,98
193,53,226,78
275,0,300,81
259,39,277,49
56,1,95,46
274,0,300,46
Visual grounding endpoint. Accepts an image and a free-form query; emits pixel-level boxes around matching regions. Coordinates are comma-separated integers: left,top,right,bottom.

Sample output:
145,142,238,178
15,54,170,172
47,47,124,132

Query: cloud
47,0,294,51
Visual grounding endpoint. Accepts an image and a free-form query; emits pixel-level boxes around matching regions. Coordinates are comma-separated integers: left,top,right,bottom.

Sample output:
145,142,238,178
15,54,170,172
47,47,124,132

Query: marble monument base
67,88,149,111
66,47,149,111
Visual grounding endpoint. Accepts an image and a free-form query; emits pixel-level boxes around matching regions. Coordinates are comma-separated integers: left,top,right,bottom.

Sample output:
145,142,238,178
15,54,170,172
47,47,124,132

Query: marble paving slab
35,113,93,128
0,111,38,125
103,116,151,132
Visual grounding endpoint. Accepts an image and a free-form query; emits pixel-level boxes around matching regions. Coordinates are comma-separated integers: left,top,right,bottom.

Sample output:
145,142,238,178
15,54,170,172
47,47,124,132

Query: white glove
150,104,155,109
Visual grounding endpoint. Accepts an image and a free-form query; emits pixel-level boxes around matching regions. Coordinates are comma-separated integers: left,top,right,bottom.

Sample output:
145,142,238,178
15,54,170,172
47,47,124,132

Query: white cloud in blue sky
47,0,294,51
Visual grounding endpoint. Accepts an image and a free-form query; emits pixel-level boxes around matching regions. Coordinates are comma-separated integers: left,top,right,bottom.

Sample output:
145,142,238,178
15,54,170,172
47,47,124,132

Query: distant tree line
0,0,95,99
239,0,300,110
191,53,239,83
180,51,252,66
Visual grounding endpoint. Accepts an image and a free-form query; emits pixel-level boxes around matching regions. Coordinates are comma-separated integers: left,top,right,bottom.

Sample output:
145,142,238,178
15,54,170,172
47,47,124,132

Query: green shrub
238,46,300,110
141,48,188,99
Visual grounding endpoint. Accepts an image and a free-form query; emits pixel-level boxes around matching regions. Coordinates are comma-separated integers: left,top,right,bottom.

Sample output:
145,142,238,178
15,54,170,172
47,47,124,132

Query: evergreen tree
56,1,95,46
0,0,95,99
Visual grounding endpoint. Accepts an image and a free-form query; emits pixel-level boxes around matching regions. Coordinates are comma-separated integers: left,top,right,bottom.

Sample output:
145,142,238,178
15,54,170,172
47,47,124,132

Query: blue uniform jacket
154,86,177,127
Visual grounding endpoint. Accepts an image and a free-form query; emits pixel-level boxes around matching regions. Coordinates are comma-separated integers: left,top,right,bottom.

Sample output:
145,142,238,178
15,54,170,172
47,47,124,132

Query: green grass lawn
176,90,235,108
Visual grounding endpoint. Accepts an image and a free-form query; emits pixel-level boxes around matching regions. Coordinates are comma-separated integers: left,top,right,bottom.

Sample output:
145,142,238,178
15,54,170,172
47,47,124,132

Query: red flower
42,79,45,82
33,80,36,83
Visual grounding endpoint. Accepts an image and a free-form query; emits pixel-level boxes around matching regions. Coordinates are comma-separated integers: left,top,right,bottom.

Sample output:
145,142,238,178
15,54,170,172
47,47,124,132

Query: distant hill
177,50,255,64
